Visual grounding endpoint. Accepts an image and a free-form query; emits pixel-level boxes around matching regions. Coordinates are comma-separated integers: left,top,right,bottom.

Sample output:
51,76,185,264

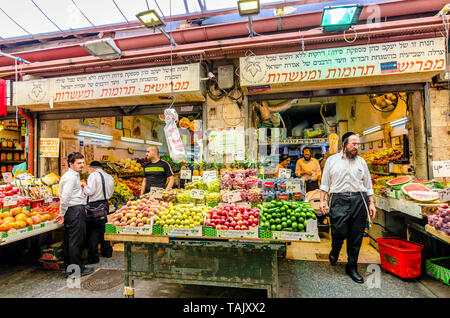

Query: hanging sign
432,160,450,178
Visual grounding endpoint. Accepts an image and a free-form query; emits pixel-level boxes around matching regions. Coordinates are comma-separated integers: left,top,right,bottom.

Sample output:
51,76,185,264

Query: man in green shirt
140,146,174,195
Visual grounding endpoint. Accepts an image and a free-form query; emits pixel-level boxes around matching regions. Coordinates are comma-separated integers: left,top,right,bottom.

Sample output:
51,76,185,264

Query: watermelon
386,176,412,189
401,183,439,202
432,179,446,189
405,191,439,203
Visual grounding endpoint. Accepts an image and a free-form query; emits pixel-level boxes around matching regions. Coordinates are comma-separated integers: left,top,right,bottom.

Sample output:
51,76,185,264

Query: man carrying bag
83,161,114,264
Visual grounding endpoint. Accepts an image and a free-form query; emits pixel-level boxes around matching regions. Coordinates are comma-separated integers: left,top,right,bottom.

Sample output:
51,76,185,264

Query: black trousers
86,200,113,262
63,205,86,271
328,193,368,267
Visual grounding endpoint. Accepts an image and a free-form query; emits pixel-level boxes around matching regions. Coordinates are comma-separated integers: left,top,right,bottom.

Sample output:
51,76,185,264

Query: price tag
278,168,291,179
2,172,13,184
180,169,192,180
222,190,242,203
286,180,302,194
190,189,205,200
149,187,164,199
4,196,17,207
438,188,450,202
432,160,450,178
192,176,202,182
203,170,217,184
44,193,53,203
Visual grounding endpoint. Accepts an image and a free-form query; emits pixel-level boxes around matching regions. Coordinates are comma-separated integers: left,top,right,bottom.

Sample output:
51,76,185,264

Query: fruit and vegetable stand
105,233,287,298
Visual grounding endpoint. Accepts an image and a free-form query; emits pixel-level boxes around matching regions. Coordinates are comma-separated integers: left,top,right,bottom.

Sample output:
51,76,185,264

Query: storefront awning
13,62,204,111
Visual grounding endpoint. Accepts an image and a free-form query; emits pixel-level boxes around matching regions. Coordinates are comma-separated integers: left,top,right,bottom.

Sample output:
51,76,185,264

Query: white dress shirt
84,169,115,203
58,168,86,216
320,152,374,196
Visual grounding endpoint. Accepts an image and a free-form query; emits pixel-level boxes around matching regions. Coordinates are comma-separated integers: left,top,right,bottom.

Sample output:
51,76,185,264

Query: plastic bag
164,108,186,162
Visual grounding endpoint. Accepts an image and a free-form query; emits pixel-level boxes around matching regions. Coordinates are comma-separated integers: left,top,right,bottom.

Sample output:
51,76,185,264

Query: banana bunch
110,182,134,205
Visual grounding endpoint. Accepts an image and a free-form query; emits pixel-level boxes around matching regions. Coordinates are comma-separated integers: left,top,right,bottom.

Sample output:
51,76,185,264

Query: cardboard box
40,242,63,261
39,258,64,270
152,224,202,237
203,225,259,238
258,219,320,242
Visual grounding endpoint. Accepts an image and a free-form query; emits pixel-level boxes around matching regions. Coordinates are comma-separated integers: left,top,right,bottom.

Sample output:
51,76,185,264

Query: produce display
153,204,207,228
110,181,134,205
109,198,171,227
116,177,143,197
386,176,413,189
363,147,404,165
401,183,439,202
205,205,260,230
258,200,316,232
428,204,450,236
0,205,59,232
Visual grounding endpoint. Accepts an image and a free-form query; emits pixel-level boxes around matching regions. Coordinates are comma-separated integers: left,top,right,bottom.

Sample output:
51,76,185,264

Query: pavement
0,249,448,298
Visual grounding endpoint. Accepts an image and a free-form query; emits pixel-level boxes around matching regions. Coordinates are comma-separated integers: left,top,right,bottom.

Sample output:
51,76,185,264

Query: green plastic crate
426,257,450,286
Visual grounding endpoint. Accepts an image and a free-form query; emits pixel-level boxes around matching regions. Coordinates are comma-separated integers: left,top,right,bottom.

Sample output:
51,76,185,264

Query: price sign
44,193,53,204
432,160,450,178
286,180,302,194
192,176,202,182
278,168,291,179
149,187,164,199
223,190,242,203
438,188,450,202
4,196,17,207
203,170,217,184
190,189,205,200
180,169,192,180
2,172,13,184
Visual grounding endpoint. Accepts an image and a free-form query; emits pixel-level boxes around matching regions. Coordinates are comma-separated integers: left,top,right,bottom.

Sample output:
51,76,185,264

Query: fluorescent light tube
76,130,113,141
362,125,381,135
390,117,408,127
121,137,145,144
146,140,163,146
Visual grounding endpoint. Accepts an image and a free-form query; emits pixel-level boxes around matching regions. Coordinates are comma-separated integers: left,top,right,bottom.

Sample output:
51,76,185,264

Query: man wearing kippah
319,132,377,284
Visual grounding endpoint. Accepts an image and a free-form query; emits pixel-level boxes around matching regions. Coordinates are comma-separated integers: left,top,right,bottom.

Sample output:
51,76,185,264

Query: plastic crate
426,257,450,286
376,237,423,279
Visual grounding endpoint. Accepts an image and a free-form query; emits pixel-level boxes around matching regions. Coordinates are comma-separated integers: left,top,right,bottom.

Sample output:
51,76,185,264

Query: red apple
222,225,228,230
243,220,249,226
216,225,222,230
235,225,241,230
241,225,248,230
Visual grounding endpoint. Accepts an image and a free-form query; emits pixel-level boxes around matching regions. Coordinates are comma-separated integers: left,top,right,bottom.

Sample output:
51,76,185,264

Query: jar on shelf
6,153,12,161
1,166,6,173
14,153,19,161
0,153,6,161
7,139,13,148
13,139,19,149
1,138,6,148
20,153,26,161
7,165,12,172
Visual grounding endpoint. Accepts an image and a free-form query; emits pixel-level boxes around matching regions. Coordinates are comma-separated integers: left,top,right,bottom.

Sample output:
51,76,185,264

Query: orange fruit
1,211,12,219
3,217,15,224
15,214,27,221
17,220,26,229
0,223,10,232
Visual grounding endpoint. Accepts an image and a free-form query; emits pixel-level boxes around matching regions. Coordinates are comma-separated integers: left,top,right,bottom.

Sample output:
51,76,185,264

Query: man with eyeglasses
56,152,94,277
319,132,376,284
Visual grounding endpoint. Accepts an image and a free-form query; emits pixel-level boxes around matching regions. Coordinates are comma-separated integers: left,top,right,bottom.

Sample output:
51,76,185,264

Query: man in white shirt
83,161,114,264
56,152,93,277
319,132,377,284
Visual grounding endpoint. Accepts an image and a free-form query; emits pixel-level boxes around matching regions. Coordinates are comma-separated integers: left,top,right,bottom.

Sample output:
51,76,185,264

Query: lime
298,223,305,231
264,222,271,228
286,219,292,226
298,217,305,224
292,222,298,229
281,212,286,217
287,209,292,214
311,214,317,220
270,224,276,231
300,212,306,219
275,218,281,224
281,222,287,228
291,216,297,221
276,224,282,231
281,217,287,222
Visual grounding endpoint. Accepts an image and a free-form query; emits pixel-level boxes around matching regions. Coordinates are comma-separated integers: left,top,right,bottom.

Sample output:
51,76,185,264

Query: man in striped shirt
141,146,174,195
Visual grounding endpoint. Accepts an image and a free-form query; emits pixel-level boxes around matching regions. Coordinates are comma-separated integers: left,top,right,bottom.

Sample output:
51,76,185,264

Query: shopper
295,147,321,192
275,154,290,178
320,151,331,170
55,152,93,277
83,161,114,265
319,132,376,284
141,146,174,195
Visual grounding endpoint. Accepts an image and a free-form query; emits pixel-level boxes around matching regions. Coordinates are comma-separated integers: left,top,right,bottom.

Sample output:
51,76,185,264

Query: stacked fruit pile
176,179,221,205
110,182,134,205
153,204,208,229
258,200,316,232
116,177,143,197
109,198,171,227
363,147,404,165
428,204,450,236
205,205,260,230
0,206,58,232
117,158,143,174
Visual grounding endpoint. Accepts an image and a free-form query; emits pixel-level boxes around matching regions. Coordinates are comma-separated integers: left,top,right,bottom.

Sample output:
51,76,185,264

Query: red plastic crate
377,237,423,279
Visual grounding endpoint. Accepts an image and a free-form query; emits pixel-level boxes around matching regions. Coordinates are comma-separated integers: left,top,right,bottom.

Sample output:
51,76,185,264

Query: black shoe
329,252,338,265
345,265,364,284
80,266,95,277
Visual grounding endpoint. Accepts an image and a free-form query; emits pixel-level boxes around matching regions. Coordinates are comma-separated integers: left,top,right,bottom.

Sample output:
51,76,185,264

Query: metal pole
158,28,177,46
0,51,31,64
248,16,254,37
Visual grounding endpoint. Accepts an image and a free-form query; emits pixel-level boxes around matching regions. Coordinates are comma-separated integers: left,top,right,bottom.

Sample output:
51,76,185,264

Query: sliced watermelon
401,182,431,194
386,176,412,189
405,191,439,202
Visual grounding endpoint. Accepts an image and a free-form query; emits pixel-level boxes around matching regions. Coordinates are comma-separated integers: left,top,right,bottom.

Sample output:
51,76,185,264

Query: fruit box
40,242,63,261
258,219,320,242
39,258,64,270
426,257,450,286
386,188,402,199
151,224,203,237
203,225,259,239
105,222,153,235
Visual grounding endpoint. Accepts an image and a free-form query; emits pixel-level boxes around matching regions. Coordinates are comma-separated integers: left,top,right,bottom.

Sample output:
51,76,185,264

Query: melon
386,176,412,189
405,191,439,203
